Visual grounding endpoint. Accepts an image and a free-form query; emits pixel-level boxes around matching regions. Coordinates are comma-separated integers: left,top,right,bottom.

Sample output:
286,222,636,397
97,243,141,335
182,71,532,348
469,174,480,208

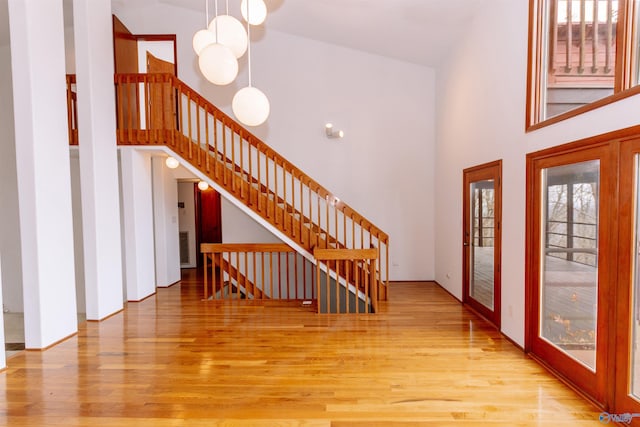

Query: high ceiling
1,0,488,67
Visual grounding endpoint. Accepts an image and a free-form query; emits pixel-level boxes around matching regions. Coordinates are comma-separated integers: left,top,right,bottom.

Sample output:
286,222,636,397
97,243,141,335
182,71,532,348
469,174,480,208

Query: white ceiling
1,0,488,67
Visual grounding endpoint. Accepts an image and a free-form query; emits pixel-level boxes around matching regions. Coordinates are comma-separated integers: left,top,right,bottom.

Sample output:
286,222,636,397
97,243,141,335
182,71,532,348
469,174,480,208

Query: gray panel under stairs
318,271,371,314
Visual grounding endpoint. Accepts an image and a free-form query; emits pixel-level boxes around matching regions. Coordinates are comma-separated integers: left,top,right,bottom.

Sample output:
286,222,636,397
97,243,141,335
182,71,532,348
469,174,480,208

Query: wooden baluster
336,258,341,313
283,167,287,231
222,124,227,186
326,261,331,313
325,196,330,249
261,251,266,298
196,99,201,166
177,87,184,153
351,260,357,314
203,252,208,300
315,260,321,314
244,251,248,298
274,159,278,225
294,252,298,300
266,154,270,218
549,0,558,74
231,131,236,193
285,252,290,299
360,220,364,249
299,178,304,242
248,141,253,206
236,251,240,299
308,185,313,247
257,150,262,212
565,0,572,72
578,0,586,74
300,256,305,300
126,75,133,143
304,258,319,299
252,252,257,299
605,0,612,73
240,133,244,199
205,110,210,174
269,252,274,298
362,259,373,314
187,92,193,160
213,117,219,179
334,202,338,248
170,78,176,149
144,79,151,143
212,253,218,300
278,251,282,299
591,0,599,73
343,210,347,249
291,171,296,238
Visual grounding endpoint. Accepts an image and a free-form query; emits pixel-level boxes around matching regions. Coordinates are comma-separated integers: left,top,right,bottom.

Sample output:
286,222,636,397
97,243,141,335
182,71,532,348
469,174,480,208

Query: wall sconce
325,123,344,139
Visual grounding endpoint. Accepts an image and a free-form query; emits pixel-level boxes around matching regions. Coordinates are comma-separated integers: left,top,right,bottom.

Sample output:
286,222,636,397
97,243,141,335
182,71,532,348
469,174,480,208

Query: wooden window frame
526,0,640,131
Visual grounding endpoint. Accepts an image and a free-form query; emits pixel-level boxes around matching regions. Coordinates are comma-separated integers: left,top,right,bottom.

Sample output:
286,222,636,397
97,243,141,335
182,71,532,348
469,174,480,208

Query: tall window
527,0,640,129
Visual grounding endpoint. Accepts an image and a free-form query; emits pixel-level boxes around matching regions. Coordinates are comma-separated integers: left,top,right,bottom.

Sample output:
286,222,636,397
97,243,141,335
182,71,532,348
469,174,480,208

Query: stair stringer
128,145,375,309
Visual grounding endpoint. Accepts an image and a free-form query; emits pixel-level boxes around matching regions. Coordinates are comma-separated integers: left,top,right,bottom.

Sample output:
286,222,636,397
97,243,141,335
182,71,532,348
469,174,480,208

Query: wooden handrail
67,72,390,305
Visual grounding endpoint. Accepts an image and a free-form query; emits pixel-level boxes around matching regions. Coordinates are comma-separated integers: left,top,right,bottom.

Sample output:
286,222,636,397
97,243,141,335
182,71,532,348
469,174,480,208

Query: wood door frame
525,137,618,406
615,135,640,414
462,159,502,329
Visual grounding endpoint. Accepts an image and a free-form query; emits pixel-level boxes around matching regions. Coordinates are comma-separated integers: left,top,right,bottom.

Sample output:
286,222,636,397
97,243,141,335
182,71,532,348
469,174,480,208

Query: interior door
146,52,176,132
463,160,502,328
527,144,615,404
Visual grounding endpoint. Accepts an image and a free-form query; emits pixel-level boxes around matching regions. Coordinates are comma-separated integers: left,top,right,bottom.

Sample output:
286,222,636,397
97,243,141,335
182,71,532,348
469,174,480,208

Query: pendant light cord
205,0,209,26
247,0,252,87
214,0,219,39
225,0,229,15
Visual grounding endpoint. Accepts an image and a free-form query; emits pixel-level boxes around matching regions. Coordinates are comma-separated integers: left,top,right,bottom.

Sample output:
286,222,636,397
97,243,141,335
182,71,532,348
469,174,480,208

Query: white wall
435,0,640,347
177,182,197,268
221,198,282,244
119,148,156,301
0,44,23,313
111,4,437,281
137,40,174,72
151,156,180,286
69,150,86,314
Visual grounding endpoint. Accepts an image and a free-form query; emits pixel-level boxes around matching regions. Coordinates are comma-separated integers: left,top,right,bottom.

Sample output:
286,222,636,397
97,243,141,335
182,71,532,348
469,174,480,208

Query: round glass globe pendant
241,0,267,25
198,43,238,85
198,181,210,191
232,86,270,127
192,29,216,55
208,15,248,58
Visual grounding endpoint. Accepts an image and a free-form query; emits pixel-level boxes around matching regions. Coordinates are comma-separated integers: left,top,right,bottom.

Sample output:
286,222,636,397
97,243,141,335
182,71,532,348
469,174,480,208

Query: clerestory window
527,0,640,130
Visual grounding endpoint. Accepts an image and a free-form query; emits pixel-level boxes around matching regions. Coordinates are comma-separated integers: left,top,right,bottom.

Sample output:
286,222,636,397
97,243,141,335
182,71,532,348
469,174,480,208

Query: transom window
527,0,640,130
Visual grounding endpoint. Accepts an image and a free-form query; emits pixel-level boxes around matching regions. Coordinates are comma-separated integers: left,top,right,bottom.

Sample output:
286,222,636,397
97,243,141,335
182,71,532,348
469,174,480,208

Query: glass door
527,144,614,404
615,138,640,419
463,161,502,328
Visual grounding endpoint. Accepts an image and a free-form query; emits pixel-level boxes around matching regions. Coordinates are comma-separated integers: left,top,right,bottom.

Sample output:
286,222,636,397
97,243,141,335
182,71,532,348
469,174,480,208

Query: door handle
463,242,469,246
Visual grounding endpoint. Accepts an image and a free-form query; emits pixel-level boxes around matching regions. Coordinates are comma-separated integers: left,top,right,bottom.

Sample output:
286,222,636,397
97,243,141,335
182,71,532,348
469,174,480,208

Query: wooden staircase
67,73,389,311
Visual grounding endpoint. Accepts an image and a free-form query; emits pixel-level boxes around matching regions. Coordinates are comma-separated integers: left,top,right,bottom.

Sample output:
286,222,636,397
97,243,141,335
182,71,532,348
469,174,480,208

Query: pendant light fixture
232,0,270,126
241,0,267,25
195,0,239,86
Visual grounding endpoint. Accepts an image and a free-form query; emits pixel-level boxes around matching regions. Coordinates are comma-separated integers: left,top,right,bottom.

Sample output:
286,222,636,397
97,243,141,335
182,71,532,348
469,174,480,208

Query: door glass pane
469,179,495,310
540,160,599,370
542,1,618,120
632,155,640,398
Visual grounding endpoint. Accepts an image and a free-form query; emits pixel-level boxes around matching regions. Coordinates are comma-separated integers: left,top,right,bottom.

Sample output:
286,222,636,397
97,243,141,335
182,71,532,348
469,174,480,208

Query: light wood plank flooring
0,270,605,426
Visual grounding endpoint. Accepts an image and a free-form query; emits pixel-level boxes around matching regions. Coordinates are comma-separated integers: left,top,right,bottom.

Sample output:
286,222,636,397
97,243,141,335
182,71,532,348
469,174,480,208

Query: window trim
526,0,638,132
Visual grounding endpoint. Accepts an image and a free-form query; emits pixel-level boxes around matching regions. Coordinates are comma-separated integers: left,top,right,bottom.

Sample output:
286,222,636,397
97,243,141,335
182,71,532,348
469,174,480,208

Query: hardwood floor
0,270,605,426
